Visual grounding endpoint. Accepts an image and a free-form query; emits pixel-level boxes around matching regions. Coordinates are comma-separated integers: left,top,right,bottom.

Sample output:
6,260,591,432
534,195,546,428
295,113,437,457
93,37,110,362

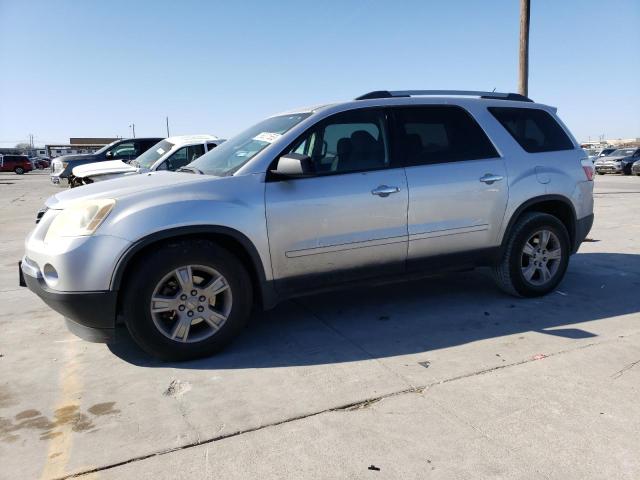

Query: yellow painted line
39,335,96,480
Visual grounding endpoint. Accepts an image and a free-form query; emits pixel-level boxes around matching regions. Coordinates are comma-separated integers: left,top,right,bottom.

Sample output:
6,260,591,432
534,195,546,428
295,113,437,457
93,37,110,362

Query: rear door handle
479,174,504,185
371,185,400,197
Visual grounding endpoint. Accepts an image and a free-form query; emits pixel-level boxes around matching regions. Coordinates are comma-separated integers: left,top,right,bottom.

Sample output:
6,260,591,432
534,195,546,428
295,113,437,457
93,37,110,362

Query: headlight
45,199,115,242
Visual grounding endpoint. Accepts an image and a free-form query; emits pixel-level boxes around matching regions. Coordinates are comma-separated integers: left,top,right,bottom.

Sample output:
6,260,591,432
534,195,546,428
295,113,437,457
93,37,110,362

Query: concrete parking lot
1,171,639,479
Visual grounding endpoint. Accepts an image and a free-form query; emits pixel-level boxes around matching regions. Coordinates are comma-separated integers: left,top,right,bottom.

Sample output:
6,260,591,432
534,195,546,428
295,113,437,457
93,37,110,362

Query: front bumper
595,164,622,174
21,268,117,342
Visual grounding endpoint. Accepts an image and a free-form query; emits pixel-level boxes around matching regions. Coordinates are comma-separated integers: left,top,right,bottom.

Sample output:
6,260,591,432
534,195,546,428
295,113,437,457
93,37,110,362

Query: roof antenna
492,87,497,92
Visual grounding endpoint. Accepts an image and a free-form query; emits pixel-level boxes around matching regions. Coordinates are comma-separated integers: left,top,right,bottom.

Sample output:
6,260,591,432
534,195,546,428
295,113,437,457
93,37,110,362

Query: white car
71,135,224,186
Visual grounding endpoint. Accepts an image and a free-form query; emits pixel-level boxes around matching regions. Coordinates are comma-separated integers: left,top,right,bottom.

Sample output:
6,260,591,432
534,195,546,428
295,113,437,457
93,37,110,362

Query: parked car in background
632,159,640,176
50,137,163,187
588,147,615,162
0,154,33,174
596,148,616,158
21,89,594,361
71,135,224,187
30,158,51,170
594,147,640,175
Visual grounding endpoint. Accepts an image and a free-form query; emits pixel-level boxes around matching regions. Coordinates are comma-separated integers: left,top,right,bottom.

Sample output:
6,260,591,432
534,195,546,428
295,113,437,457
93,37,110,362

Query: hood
603,155,631,162
72,159,137,178
46,171,214,209
53,153,97,163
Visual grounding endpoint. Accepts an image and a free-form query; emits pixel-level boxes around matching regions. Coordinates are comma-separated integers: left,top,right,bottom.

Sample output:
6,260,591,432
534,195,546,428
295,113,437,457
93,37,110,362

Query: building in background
45,137,119,158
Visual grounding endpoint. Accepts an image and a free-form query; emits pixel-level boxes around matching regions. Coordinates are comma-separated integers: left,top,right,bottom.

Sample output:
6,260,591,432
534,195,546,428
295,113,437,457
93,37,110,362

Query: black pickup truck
50,137,163,186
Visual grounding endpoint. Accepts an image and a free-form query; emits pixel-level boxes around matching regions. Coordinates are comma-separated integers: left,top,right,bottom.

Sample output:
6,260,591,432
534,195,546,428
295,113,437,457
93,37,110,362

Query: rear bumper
574,213,594,253
22,269,116,342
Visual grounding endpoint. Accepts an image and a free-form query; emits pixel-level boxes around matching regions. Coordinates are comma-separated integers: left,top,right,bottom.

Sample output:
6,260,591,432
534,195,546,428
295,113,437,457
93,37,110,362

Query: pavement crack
611,358,640,379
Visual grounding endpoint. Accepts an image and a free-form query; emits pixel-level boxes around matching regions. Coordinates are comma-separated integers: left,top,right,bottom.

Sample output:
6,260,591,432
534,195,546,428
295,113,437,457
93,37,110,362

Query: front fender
104,173,274,300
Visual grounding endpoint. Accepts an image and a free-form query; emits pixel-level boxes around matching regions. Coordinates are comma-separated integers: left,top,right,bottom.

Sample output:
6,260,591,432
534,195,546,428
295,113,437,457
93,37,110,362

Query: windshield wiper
177,166,204,174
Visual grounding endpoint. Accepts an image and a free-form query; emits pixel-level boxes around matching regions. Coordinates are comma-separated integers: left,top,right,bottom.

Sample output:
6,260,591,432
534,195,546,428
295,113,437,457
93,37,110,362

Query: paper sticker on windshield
252,132,282,144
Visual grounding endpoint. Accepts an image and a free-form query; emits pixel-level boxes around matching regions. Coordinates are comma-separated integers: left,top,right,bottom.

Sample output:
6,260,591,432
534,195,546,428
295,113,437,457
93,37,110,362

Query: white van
71,134,224,186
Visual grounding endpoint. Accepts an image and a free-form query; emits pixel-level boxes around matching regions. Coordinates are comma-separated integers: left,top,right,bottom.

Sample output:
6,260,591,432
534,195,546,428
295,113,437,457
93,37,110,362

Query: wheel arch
111,226,278,314
502,195,577,253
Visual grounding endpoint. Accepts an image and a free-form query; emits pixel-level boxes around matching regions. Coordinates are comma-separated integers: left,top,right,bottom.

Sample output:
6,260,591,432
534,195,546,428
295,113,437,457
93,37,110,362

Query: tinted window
287,109,389,174
489,107,574,153
137,140,158,152
110,141,139,159
393,106,498,166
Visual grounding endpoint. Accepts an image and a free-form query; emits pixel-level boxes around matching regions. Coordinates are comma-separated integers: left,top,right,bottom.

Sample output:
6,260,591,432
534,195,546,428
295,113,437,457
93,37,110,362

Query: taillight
580,158,594,181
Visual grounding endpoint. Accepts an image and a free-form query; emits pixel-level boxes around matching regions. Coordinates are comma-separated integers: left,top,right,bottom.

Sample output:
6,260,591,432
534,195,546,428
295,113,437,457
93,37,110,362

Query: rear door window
489,107,574,153
393,106,498,166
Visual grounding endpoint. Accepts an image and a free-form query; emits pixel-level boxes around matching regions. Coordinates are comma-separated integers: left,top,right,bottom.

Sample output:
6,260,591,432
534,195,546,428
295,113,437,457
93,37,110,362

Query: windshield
93,140,120,155
611,149,635,157
187,113,311,176
132,140,174,168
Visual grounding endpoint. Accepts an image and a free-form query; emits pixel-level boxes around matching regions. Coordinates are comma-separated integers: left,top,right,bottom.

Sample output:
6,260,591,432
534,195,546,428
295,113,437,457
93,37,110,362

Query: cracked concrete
1,172,639,479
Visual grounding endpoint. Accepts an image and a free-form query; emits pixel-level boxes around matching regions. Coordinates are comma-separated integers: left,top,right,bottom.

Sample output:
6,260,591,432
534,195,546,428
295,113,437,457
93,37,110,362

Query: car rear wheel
14,167,24,175
492,212,570,297
123,239,253,361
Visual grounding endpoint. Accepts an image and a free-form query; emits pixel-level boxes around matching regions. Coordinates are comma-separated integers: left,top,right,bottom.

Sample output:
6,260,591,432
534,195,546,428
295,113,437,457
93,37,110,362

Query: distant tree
15,142,31,150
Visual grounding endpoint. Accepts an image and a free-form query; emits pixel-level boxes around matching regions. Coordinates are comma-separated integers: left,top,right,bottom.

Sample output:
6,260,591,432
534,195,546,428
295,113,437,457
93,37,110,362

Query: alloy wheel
149,265,233,343
520,229,562,286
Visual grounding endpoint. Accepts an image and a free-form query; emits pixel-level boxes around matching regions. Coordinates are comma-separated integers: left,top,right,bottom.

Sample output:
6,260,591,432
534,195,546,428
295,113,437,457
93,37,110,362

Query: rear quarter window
489,107,574,153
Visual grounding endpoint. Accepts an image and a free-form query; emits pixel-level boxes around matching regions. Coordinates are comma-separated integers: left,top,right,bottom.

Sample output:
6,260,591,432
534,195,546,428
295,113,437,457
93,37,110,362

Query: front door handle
371,185,400,197
479,174,504,185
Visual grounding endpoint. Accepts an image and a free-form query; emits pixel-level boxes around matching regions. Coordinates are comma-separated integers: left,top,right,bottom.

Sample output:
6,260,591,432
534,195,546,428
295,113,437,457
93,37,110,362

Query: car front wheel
14,167,24,175
492,212,570,297
123,239,253,361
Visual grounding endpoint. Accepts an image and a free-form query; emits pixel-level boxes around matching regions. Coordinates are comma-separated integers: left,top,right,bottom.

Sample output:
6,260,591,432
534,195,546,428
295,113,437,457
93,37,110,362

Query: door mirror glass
272,153,313,177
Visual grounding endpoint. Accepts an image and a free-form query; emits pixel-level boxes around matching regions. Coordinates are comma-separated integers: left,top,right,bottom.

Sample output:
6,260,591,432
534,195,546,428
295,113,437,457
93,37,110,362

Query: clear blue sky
1,0,638,147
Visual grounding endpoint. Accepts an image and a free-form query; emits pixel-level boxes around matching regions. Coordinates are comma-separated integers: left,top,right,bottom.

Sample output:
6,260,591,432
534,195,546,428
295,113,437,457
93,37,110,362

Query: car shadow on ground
108,252,640,369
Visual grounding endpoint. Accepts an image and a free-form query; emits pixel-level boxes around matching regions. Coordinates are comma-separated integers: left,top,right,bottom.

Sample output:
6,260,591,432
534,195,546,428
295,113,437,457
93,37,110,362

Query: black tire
622,166,631,176
68,176,83,188
492,212,570,297
123,239,253,361
596,171,604,175
14,167,24,175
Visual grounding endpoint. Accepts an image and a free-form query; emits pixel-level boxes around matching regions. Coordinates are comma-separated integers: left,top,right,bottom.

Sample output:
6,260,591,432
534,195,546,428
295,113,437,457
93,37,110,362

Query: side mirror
271,153,313,178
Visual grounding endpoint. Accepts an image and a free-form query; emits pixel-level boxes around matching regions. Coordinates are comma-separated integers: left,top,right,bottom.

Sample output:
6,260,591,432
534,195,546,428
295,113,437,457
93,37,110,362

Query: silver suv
20,90,594,361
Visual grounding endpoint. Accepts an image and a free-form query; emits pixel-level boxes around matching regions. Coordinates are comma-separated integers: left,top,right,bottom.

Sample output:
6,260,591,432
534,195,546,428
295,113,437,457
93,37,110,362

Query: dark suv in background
0,155,33,174
50,137,163,186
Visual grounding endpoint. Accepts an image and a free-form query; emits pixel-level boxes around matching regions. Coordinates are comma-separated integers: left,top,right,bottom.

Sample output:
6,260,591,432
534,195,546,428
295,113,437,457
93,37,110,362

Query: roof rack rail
355,90,533,102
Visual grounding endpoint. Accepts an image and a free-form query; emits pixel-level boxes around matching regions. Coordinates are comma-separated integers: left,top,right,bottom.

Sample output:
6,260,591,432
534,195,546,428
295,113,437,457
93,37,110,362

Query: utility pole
129,123,136,138
518,0,531,97
166,116,170,137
